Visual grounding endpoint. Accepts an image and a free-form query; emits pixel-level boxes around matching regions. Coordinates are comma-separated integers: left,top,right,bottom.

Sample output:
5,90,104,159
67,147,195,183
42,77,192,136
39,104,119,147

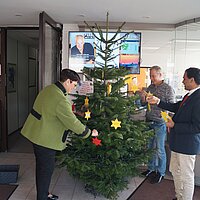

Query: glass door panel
39,12,62,90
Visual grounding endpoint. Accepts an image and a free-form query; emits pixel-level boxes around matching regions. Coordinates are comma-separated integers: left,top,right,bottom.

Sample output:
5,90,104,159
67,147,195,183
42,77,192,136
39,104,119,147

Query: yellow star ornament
84,96,89,107
130,84,139,93
124,75,133,85
146,91,153,111
111,118,121,130
85,110,91,120
161,111,172,122
107,82,112,96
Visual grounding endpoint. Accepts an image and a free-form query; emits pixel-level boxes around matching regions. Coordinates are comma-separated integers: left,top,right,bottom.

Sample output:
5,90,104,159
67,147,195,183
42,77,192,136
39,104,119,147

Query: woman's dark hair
60,69,80,83
185,67,200,85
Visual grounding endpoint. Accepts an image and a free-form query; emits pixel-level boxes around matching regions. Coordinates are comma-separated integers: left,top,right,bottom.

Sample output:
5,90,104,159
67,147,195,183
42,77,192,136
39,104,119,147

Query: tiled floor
3,132,174,200
0,152,144,200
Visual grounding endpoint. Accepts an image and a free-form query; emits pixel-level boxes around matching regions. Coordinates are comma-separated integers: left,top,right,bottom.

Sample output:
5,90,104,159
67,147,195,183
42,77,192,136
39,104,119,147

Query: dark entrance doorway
0,11,62,152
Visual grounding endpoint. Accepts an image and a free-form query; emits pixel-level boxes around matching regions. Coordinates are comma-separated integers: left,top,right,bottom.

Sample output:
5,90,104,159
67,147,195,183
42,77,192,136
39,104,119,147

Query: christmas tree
57,13,153,199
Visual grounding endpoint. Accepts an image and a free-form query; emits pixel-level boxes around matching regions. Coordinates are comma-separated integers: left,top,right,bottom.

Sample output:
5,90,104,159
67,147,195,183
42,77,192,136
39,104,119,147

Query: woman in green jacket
21,69,98,200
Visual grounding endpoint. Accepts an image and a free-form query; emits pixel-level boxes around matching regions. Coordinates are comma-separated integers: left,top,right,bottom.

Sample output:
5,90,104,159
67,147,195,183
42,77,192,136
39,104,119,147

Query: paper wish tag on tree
71,81,94,95
161,111,172,122
78,81,94,95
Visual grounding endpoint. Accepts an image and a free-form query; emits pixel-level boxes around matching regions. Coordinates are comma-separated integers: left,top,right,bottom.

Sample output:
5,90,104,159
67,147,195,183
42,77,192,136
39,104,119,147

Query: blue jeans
148,122,167,176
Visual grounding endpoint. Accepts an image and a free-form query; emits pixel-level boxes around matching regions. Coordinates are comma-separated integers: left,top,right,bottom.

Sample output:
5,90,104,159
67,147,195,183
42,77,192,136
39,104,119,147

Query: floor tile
0,152,145,200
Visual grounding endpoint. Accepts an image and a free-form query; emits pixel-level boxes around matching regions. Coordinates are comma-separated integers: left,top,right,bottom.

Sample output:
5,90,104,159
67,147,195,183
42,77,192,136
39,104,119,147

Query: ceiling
0,0,200,26
3,0,200,63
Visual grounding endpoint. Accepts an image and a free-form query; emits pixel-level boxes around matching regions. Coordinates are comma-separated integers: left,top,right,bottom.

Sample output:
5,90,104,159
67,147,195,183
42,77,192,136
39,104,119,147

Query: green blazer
21,82,91,151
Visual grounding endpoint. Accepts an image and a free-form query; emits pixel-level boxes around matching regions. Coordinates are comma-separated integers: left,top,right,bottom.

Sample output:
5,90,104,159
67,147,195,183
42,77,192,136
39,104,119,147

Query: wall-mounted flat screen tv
68,31,141,74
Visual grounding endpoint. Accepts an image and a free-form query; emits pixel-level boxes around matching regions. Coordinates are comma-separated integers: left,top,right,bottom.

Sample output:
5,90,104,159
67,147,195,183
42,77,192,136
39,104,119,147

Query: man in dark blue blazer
146,67,200,200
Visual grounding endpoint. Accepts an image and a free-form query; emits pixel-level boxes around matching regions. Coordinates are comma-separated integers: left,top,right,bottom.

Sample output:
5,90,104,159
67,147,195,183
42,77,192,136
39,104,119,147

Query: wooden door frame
0,28,7,151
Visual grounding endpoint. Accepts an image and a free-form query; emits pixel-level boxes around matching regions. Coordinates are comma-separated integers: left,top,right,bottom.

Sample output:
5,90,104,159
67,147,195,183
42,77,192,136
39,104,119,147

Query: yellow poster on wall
125,67,150,92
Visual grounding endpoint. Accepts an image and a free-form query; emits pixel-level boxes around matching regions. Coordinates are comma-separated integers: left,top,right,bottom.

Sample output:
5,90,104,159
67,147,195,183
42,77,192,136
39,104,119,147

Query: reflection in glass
44,23,59,87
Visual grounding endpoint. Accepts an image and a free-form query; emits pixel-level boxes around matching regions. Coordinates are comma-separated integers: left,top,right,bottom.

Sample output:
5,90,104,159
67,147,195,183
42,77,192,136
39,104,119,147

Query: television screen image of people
70,34,95,67
69,32,141,74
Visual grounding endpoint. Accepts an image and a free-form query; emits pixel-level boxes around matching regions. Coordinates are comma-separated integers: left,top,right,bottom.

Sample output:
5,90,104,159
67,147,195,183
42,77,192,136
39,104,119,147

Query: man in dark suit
146,67,200,200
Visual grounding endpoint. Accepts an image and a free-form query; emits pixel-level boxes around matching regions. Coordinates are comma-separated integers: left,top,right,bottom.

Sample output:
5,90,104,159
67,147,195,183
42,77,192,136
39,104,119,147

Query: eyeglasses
70,80,78,88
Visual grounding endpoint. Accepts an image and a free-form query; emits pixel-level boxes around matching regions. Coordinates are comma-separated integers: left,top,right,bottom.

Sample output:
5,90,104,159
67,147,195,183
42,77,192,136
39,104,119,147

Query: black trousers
33,143,56,200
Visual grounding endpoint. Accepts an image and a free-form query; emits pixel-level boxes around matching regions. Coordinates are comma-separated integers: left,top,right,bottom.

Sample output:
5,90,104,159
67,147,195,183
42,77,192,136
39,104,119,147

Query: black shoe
47,194,59,200
150,172,164,184
141,169,155,177
172,198,177,200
